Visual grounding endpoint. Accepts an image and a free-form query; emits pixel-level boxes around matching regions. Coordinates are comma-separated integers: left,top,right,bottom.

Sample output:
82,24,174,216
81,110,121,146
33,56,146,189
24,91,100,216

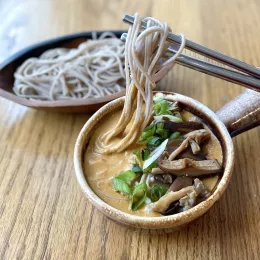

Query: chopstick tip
120,33,127,42
122,14,134,24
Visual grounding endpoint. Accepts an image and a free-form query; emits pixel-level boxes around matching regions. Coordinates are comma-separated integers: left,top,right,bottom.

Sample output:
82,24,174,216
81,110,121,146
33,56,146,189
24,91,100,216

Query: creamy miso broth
85,110,160,216
84,99,223,217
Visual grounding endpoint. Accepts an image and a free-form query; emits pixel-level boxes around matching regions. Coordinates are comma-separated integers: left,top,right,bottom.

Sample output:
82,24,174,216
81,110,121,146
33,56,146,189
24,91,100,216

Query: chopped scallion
131,183,148,210
169,132,181,140
156,123,170,139
112,178,131,195
150,185,167,202
114,170,136,184
141,124,156,140
141,148,150,161
133,149,142,164
154,99,173,116
137,136,154,145
147,137,162,147
154,115,182,123
143,139,168,170
143,161,157,173
131,164,143,173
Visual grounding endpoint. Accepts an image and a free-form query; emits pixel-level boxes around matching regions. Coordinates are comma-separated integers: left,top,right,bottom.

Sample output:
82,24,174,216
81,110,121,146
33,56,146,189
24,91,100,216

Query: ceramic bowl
74,92,237,232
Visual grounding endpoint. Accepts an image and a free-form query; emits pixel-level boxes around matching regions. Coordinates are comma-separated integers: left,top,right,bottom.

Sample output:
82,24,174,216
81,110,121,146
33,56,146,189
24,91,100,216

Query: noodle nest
13,32,125,100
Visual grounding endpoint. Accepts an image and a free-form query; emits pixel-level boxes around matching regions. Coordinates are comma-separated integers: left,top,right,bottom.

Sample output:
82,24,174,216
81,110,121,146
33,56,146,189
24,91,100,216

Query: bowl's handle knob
216,89,260,137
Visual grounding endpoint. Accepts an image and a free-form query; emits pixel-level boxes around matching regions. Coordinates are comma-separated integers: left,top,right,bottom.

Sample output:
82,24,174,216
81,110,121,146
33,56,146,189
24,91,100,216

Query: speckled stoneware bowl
74,90,260,233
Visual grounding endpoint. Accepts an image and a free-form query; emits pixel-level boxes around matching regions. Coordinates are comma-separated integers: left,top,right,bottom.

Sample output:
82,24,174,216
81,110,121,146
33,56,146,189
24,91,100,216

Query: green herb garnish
131,183,148,210
133,149,142,165
154,115,182,123
150,185,167,202
131,164,143,173
143,139,168,170
114,170,136,184
141,124,156,140
143,161,157,173
154,99,172,116
112,170,136,195
147,137,162,147
169,131,181,140
137,136,154,145
156,122,170,139
141,148,151,161
112,178,132,195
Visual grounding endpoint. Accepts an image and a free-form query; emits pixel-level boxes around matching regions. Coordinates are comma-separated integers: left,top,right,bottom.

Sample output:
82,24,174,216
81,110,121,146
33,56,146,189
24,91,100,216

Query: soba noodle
98,13,186,154
13,32,125,100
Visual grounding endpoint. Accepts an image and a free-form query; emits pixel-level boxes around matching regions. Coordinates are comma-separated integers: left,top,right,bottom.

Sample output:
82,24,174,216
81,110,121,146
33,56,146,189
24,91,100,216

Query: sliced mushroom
164,121,203,133
179,178,209,211
167,140,207,161
154,174,173,184
168,138,190,160
179,190,197,211
184,129,211,144
193,178,209,197
167,139,183,151
168,176,193,192
163,201,181,216
168,129,211,160
158,158,222,176
179,149,207,161
189,139,201,154
148,186,194,213
151,168,164,174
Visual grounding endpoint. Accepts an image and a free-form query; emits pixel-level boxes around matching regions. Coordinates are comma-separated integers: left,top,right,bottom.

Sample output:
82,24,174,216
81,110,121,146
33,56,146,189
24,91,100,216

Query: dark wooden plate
0,30,126,113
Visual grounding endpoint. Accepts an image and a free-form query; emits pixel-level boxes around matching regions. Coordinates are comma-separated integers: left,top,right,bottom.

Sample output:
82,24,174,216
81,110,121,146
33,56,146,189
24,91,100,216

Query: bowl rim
74,92,234,229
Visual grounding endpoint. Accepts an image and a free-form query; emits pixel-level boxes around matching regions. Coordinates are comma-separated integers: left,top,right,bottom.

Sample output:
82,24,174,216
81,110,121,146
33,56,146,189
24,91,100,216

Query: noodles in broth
98,13,186,154
85,14,224,216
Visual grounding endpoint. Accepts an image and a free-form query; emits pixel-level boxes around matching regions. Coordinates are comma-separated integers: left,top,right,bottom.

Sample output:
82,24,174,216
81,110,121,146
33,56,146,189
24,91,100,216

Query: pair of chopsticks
121,14,260,92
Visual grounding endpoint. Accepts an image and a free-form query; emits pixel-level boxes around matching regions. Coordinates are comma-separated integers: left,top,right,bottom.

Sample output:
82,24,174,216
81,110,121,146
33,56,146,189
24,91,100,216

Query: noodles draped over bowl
85,14,224,216
98,13,186,154
13,32,125,100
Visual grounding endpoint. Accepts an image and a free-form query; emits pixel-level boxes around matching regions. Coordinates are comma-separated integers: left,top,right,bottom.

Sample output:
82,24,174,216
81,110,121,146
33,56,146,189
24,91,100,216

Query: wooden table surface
0,0,260,259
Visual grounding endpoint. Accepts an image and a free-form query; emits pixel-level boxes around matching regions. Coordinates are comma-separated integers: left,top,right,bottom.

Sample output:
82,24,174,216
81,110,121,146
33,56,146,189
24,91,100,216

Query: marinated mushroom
179,179,209,211
151,178,209,213
193,178,209,197
154,174,173,184
167,141,207,161
164,121,203,133
184,129,211,144
179,190,197,211
168,138,190,160
168,176,193,192
189,139,201,154
168,129,211,160
163,201,181,216
149,186,194,213
179,148,207,161
158,158,222,176
151,168,164,174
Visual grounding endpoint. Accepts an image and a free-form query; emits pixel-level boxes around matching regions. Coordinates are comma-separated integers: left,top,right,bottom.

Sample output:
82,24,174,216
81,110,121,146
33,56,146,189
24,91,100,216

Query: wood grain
0,0,259,259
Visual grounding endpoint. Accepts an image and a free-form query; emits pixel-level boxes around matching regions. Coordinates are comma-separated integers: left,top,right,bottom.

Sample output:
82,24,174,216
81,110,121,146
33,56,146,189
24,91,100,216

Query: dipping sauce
84,108,223,216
